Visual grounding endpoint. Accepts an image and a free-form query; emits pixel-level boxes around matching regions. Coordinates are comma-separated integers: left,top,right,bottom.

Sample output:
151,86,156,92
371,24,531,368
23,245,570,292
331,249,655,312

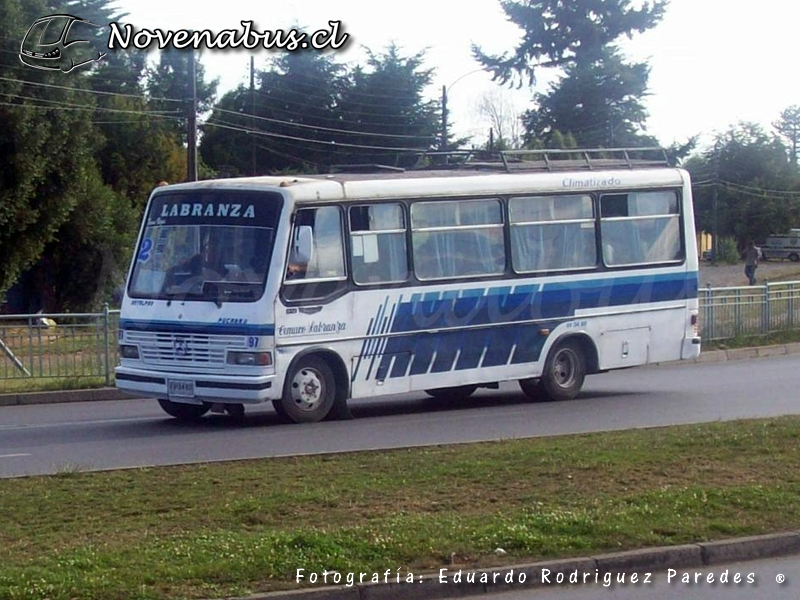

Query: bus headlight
227,351,273,366
119,344,140,359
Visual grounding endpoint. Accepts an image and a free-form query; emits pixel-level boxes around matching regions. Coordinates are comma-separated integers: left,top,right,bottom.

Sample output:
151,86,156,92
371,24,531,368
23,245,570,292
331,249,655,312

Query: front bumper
115,366,277,404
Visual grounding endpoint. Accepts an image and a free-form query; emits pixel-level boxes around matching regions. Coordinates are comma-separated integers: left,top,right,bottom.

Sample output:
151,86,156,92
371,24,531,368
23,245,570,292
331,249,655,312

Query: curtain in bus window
412,200,503,279
600,191,680,266
350,204,407,284
459,201,504,275
510,195,594,272
412,203,457,279
601,220,643,265
641,216,681,262
511,224,546,271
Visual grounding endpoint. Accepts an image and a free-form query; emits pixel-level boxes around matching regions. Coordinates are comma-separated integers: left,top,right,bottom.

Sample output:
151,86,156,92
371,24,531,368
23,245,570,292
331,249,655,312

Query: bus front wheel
539,339,586,401
279,356,336,423
157,399,210,421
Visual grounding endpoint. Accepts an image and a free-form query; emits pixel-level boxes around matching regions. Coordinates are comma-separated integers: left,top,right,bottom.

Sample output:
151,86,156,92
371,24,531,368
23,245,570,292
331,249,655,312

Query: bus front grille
126,332,243,368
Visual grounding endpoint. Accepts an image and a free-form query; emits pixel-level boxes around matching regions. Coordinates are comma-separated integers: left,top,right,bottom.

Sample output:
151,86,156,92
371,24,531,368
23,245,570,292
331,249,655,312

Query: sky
114,0,800,151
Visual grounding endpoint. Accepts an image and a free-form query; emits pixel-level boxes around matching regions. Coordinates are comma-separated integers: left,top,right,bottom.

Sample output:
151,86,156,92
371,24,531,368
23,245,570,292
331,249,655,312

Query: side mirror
290,225,314,267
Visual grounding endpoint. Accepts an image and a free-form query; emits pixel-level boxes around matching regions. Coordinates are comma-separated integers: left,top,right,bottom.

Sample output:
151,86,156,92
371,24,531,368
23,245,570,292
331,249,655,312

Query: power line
718,179,800,197
211,106,437,141
203,121,431,152
0,92,181,116
0,74,183,103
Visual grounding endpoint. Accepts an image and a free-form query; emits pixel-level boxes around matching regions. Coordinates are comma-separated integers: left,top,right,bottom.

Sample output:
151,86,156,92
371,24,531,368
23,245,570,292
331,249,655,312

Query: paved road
0,353,799,478
480,555,800,599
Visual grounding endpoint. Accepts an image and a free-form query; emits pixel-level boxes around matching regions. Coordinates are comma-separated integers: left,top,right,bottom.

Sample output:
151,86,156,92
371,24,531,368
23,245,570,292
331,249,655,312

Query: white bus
115,149,701,423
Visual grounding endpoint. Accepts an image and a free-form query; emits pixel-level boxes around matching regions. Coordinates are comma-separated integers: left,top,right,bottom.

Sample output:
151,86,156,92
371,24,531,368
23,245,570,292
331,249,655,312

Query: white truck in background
761,230,800,262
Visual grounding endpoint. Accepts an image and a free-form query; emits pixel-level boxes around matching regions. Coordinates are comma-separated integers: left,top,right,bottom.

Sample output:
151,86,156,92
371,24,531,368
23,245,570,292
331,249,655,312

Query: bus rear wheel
539,339,586,401
157,399,210,421
279,356,336,423
424,385,478,400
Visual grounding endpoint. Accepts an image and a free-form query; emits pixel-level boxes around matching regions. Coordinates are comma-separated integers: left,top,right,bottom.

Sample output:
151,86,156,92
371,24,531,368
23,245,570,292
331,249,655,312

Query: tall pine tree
473,0,666,148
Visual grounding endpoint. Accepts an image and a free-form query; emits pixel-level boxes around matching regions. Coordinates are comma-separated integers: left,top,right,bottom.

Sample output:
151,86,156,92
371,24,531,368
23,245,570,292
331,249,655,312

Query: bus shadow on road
149,387,643,430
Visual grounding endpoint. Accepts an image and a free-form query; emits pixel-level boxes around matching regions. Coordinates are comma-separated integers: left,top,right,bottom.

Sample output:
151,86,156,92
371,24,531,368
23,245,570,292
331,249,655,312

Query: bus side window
349,203,408,285
282,206,347,302
287,207,345,281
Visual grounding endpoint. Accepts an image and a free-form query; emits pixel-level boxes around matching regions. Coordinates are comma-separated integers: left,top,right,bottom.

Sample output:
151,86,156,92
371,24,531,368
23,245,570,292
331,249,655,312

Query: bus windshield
128,190,282,303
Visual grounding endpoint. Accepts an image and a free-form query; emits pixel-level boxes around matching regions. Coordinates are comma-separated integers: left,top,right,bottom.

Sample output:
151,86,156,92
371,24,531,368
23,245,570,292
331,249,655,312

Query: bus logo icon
20,14,106,72
173,337,190,357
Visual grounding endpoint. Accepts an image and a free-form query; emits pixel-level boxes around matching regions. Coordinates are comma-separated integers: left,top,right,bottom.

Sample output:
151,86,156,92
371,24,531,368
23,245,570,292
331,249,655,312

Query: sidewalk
2,343,800,407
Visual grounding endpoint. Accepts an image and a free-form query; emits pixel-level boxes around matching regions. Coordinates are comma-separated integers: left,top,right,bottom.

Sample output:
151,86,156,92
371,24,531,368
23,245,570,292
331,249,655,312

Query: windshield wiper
162,286,222,308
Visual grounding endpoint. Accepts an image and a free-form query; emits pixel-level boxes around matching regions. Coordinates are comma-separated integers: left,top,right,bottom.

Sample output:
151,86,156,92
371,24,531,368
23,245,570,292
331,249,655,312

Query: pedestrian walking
742,240,762,285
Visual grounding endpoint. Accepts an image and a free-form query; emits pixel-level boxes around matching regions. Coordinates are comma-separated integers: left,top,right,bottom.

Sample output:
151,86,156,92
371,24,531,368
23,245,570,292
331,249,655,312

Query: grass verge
2,416,800,599
0,376,109,394
704,329,800,350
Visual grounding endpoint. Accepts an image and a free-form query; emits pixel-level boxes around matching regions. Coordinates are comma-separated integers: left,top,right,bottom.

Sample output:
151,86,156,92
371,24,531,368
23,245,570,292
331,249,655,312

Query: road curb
688,342,800,365
699,532,800,565
0,387,130,406
231,532,800,600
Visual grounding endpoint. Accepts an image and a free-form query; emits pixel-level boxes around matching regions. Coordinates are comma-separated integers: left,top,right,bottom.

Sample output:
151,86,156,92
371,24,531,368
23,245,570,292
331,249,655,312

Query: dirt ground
699,259,800,288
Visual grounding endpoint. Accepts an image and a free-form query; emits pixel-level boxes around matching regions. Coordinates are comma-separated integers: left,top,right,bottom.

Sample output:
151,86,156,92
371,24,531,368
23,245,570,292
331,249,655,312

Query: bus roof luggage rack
324,148,670,175
329,164,407,174
497,147,670,172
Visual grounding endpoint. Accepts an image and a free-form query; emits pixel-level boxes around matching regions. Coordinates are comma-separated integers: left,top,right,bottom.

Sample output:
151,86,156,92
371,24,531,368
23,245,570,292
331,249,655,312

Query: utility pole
609,113,614,147
440,85,448,153
250,56,256,176
712,140,720,263
186,46,198,182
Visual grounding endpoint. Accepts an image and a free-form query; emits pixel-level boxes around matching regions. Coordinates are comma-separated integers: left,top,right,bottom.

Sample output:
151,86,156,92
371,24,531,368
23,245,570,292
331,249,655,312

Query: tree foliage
0,0,109,303
686,123,800,246
774,105,800,167
200,44,441,175
473,0,667,85
0,0,213,310
473,0,666,148
336,44,439,168
201,50,347,174
521,47,657,148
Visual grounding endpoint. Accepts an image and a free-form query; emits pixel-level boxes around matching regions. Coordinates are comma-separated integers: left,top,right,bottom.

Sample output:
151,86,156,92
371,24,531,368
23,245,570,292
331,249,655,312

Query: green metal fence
699,281,800,341
0,306,119,388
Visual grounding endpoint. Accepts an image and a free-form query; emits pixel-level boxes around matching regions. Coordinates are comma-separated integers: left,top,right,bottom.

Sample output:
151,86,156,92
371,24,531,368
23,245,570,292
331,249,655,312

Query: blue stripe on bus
119,319,275,336
366,272,697,381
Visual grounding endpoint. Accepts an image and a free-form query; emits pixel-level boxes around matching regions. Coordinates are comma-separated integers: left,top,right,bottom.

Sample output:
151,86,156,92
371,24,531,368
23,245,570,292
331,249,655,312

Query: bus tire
540,338,586,401
271,399,290,421
424,385,478,400
157,399,210,421
279,355,336,423
790,253,799,262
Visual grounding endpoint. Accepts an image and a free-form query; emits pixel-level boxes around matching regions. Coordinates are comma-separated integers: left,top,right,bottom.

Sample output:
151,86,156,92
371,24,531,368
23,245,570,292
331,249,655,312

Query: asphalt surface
3,343,800,600
3,341,796,409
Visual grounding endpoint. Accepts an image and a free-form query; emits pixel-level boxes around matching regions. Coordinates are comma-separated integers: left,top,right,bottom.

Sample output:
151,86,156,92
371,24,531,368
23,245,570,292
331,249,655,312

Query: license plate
167,379,195,398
